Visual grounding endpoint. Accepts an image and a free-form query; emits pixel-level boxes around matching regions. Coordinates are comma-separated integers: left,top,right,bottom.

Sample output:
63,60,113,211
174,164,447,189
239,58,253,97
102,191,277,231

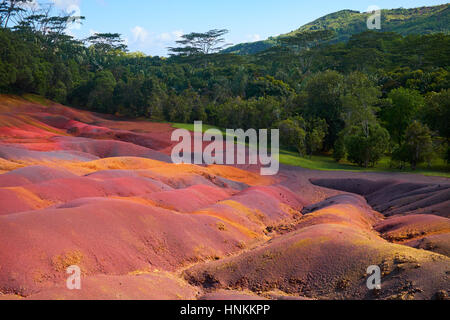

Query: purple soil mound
0,198,255,296
310,178,398,196
404,234,450,257
146,185,232,212
185,195,450,300
310,178,450,217
0,144,99,161
34,114,173,151
294,194,383,233
199,290,268,300
0,175,176,215
55,137,171,162
24,273,198,300
375,214,450,257
185,222,450,300
0,165,77,187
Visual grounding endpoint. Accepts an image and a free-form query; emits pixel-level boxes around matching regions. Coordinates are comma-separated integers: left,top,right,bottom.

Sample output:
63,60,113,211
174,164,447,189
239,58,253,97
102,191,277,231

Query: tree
32,14,85,48
345,123,390,168
231,66,249,97
333,133,346,162
49,80,67,103
168,29,229,56
246,76,293,98
422,89,450,141
337,71,385,164
279,30,335,52
141,77,167,120
383,88,425,144
0,0,31,28
86,33,127,53
304,70,345,150
86,33,127,71
87,70,116,113
341,71,380,137
113,77,146,116
446,146,450,165
164,91,193,123
305,118,328,157
395,121,434,170
276,117,307,155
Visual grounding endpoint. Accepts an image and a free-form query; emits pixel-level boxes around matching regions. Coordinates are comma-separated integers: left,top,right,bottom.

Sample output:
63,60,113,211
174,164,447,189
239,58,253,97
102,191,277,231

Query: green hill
223,4,450,55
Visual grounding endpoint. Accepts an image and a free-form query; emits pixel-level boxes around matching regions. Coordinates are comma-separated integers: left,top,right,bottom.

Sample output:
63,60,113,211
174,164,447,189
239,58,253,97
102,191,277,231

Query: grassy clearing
280,150,450,178
171,123,222,133
170,123,450,178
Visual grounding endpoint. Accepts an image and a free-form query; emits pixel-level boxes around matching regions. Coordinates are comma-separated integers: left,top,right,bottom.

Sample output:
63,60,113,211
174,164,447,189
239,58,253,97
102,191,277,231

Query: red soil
0,198,258,296
375,214,450,257
23,273,199,300
184,196,449,300
311,178,450,217
0,95,448,300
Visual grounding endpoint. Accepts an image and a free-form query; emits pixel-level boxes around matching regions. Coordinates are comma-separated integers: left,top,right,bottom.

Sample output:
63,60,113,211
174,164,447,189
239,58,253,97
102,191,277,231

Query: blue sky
44,0,447,56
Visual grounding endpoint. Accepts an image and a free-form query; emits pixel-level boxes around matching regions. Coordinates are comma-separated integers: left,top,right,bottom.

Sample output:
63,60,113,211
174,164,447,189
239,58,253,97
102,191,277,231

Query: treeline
0,2,449,169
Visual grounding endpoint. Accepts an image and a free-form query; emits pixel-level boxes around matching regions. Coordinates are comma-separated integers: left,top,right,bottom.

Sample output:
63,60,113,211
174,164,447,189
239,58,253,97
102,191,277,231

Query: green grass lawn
170,123,450,178
171,123,221,133
280,150,450,178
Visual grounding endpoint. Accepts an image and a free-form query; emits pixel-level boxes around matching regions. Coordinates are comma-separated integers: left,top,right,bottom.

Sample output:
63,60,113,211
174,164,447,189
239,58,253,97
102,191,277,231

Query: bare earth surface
0,95,448,300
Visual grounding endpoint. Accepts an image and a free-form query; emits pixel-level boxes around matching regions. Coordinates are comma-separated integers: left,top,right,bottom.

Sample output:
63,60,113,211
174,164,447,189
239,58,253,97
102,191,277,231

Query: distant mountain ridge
223,4,450,55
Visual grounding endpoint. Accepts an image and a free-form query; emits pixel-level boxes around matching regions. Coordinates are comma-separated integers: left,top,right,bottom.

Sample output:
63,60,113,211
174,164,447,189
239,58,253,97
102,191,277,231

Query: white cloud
157,30,183,42
50,0,82,30
248,34,261,42
131,26,149,43
159,32,172,42
19,0,79,12
21,0,40,10
19,1,82,33
128,27,184,56
52,0,81,11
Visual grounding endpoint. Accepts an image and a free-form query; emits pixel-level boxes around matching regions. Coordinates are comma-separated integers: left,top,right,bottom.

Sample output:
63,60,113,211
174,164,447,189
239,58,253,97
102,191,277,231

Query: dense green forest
224,4,450,55
0,1,449,170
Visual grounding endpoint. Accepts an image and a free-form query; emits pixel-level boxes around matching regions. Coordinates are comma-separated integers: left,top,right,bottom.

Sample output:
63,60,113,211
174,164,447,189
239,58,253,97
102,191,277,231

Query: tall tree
345,123,390,168
341,72,381,138
383,87,425,144
276,117,307,155
86,33,127,70
393,121,434,170
279,30,335,52
86,33,127,53
422,89,450,141
87,70,117,113
304,70,345,149
305,118,328,157
0,0,31,28
168,29,229,56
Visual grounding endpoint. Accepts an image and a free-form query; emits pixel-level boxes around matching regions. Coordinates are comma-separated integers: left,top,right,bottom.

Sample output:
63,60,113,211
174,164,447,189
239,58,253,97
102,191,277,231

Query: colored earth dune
0,95,448,300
